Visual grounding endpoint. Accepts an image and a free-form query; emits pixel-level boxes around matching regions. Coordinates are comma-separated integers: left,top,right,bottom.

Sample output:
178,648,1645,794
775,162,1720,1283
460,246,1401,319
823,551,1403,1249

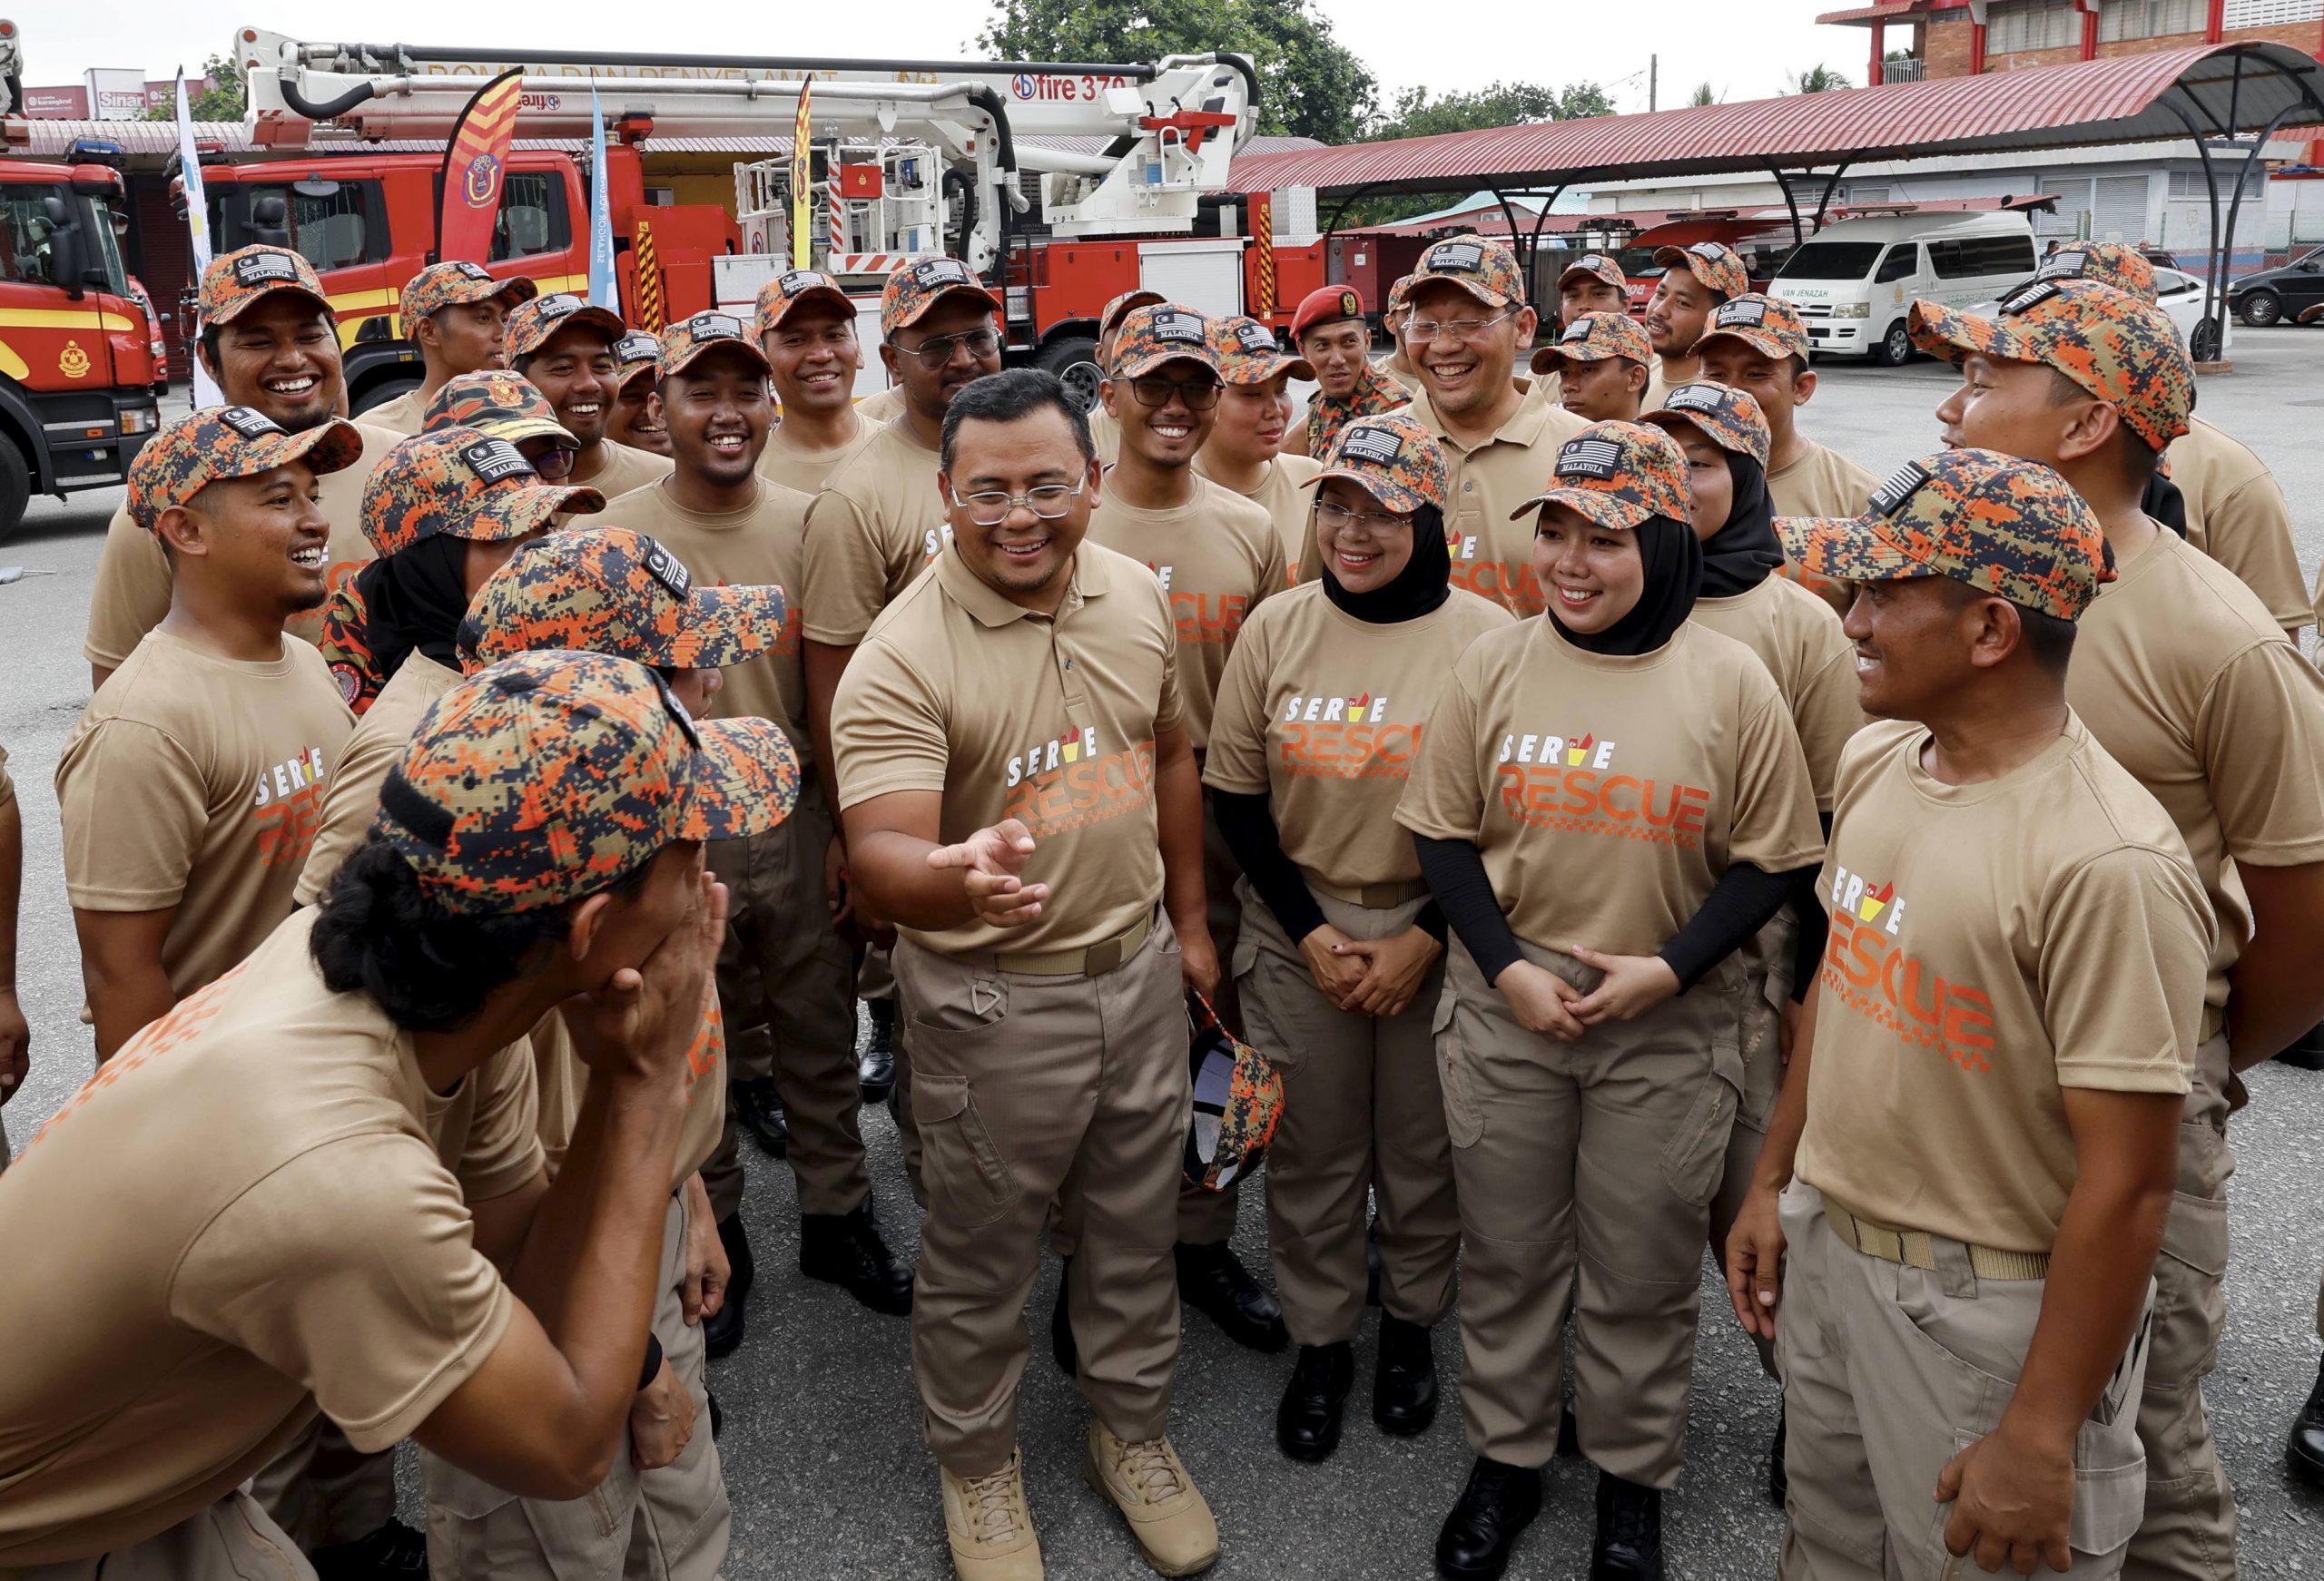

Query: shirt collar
934,539,1108,629
1410,379,1551,454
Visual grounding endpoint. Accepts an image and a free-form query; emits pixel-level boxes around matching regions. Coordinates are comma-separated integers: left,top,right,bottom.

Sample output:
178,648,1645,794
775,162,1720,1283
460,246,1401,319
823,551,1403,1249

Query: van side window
1874,245,1919,284
1932,234,2037,280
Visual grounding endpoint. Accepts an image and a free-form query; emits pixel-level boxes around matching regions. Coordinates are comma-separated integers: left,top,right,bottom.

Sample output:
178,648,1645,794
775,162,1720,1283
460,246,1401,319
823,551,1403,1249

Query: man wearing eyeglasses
832,366,1221,1581
1396,235,1588,618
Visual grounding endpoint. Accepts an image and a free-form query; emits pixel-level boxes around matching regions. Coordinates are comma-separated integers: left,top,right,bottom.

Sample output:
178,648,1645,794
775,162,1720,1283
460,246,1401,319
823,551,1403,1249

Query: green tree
976,0,1376,145
1689,81,1718,107
1784,64,1853,94
144,54,244,122
1366,79,1615,142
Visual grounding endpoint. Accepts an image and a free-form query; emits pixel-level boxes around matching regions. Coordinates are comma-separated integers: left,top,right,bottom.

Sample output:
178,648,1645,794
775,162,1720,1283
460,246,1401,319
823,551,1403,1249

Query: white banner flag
174,71,222,406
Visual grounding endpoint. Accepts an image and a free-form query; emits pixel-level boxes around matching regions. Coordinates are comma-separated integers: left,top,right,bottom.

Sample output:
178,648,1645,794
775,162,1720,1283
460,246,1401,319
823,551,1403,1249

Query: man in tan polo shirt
507,292,675,499
1193,314,1321,584
757,267,873,495
83,246,403,692
833,367,1219,1581
359,261,537,436
1918,279,2324,1581
1642,241,1748,409
0,648,790,1580
1738,449,2213,1579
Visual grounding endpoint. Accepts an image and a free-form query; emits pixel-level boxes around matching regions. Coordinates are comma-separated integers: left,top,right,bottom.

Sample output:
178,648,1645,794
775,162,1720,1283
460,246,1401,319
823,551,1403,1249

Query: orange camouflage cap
1695,292,1812,363
374,649,797,915
754,267,854,338
658,310,769,379
1384,274,1415,317
125,407,363,532
1557,253,1630,295
1908,278,2192,450
505,292,626,361
880,256,1000,338
614,331,662,387
1511,420,1693,534
460,526,786,673
1644,380,1772,468
423,369,573,448
1290,283,1365,340
2031,241,2158,303
1777,447,2111,621
1301,410,1447,516
1409,234,1527,309
1210,314,1314,385
1099,287,1168,339
200,245,330,325
1531,310,1652,375
1653,241,1750,303
361,426,604,557
1108,302,1218,379
399,260,537,340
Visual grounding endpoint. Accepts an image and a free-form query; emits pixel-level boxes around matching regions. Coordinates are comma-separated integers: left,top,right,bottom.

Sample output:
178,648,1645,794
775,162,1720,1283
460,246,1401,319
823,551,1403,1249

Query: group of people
0,223,2318,1581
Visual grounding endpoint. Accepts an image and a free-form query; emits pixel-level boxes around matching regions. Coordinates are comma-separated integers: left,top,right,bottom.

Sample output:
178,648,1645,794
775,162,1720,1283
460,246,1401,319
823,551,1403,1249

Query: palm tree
1689,81,1718,107
1785,64,1852,94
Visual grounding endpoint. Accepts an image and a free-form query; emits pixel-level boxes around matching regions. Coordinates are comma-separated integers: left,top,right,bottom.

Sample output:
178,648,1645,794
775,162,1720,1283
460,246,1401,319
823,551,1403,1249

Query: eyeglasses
898,328,1000,368
1313,500,1414,535
1127,375,1222,411
948,479,1088,527
529,444,578,481
1404,309,1518,346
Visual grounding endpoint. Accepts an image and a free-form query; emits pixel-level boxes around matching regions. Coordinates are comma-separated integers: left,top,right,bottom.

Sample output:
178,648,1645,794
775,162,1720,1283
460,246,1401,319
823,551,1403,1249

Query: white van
1771,211,2040,366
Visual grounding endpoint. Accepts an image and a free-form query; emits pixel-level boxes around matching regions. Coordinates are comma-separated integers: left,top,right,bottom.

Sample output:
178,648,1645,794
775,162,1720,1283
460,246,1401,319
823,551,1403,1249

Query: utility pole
1649,54,1658,113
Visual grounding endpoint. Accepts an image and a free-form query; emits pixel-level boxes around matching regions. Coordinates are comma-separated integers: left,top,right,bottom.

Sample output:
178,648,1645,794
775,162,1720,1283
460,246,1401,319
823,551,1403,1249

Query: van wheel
0,437,29,544
1871,321,1913,368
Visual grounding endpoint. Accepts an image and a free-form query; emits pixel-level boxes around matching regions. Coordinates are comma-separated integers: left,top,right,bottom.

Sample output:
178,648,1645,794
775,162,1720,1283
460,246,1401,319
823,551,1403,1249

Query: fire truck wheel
0,438,28,544
1036,334,1102,414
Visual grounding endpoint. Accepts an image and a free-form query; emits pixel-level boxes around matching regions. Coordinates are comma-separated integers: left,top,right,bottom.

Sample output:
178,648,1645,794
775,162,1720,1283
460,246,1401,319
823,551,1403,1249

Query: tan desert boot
1081,1422,1220,1576
940,1450,1043,1580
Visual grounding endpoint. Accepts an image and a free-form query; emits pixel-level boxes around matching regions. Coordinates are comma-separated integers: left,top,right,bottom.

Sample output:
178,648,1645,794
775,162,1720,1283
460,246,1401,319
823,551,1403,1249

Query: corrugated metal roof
1227,43,2324,197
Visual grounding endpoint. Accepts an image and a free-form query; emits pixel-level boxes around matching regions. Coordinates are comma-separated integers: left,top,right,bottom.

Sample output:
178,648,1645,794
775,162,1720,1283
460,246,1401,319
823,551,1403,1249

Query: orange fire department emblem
58,339,91,379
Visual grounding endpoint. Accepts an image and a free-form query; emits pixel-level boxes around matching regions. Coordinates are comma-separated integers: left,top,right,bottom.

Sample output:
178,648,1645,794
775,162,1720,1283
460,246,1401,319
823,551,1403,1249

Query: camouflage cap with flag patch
373,648,798,915
399,261,537,340
1302,410,1448,515
753,267,854,338
460,526,787,674
1410,233,1527,309
1099,287,1169,339
1907,278,2192,450
1652,241,1750,303
880,255,1001,338
1209,313,1315,385
658,311,768,379
1530,310,1653,375
505,293,626,361
1643,380,1772,468
1777,447,2111,621
2031,241,2158,304
200,245,330,325
362,426,605,557
1108,302,1219,379
614,332,663,387
423,369,575,448
1557,253,1630,295
1510,420,1693,534
1694,292,1812,364
126,407,365,532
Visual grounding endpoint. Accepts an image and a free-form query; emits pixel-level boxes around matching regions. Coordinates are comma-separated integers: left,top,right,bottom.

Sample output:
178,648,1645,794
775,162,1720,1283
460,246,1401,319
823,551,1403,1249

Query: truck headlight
1834,302,1872,319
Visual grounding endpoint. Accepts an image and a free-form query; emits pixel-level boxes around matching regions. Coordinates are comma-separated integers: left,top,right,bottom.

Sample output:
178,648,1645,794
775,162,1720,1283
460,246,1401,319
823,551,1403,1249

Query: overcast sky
52,3,1864,122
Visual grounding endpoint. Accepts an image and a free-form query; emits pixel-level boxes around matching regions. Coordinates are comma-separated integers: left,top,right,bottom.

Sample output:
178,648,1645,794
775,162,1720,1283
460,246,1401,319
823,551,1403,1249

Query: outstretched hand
929,818,1050,930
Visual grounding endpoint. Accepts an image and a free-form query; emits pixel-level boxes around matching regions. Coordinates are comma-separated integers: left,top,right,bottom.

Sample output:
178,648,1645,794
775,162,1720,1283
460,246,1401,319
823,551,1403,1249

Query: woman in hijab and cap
1394,419,1824,1581
1205,412,1512,1469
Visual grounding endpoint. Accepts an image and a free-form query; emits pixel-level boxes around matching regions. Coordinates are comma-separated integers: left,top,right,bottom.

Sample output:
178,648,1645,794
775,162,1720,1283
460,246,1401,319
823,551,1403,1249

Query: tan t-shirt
0,911,537,1566
1767,437,1882,521
1085,477,1285,751
2066,527,2324,1027
1642,355,1699,414
1206,583,1513,889
84,420,402,672
1797,717,2212,1252
757,408,869,496
359,387,426,437
2168,415,2309,633
1089,405,1122,472
1396,619,1824,956
832,544,1182,957
56,631,354,1002
295,652,461,908
1690,573,1866,812
1389,386,1590,618
572,437,674,500
856,385,905,425
1196,452,1323,587
800,417,950,647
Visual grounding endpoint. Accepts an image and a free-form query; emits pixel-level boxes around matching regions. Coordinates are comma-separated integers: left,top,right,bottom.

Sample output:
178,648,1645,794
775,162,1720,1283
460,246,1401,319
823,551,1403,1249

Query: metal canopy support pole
1814,159,1859,231
1768,162,1807,247
2165,99,2232,349
1526,183,1570,256
1320,180,1393,241
1490,187,1527,265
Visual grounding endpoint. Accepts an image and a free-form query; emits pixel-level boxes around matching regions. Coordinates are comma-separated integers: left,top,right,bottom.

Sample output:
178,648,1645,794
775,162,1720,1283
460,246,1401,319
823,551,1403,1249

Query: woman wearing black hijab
1206,413,1514,1468
1393,419,1825,1581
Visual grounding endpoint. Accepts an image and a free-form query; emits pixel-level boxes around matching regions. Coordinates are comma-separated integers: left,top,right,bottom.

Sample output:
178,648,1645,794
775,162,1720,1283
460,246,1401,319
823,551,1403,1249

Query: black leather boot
729,1075,789,1158
311,1517,428,1579
2290,1356,2324,1487
2279,1019,2324,1072
1050,1255,1078,1377
704,1212,753,1359
799,1199,913,1315
1373,1314,1439,1436
1434,1457,1541,1580
1174,1240,1288,1352
1590,1471,1664,1581
1275,1341,1354,1462
860,997,898,1102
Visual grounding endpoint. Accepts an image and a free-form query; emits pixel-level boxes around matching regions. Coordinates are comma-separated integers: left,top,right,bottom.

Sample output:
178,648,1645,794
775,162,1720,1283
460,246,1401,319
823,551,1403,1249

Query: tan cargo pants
422,1191,732,1580
246,1418,395,1553
12,1490,315,1579
1436,938,1743,1486
894,913,1191,1476
1235,880,1456,1345
1711,909,1794,1380
1775,1183,2149,1581
2122,1032,2235,1581
706,783,867,1219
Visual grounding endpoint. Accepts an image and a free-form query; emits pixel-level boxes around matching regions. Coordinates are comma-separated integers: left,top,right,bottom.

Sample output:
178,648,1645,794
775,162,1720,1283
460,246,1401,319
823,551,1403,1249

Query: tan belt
1305,873,1432,908
1823,1197,2050,1281
992,907,1155,978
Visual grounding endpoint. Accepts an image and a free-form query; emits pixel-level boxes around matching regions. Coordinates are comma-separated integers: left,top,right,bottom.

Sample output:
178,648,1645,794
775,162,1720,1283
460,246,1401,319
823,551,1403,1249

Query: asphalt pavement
2,333,2322,1577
